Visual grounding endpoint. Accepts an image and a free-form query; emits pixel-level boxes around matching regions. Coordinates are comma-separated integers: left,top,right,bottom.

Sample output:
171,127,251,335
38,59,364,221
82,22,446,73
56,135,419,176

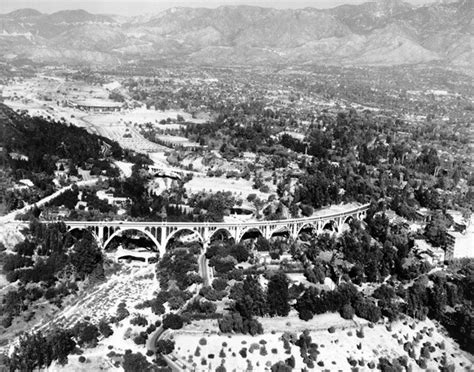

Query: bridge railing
62,203,370,229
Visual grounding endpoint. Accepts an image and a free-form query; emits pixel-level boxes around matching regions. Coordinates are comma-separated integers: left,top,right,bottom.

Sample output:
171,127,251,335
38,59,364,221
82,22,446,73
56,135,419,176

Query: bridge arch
296,223,317,239
269,225,291,240
239,227,264,242
209,228,235,244
103,227,164,257
164,228,204,251
322,220,338,233
67,226,100,244
343,215,355,226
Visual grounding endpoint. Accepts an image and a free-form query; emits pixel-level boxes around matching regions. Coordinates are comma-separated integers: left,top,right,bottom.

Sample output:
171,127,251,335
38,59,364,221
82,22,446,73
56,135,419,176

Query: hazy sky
1,0,436,16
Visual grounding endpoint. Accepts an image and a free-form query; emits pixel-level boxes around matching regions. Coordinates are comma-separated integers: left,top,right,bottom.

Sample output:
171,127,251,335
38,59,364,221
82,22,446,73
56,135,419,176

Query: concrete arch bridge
63,204,370,257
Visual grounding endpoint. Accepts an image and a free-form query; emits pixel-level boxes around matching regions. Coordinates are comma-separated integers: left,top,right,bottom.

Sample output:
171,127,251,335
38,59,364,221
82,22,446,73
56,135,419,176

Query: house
446,227,474,260
416,208,433,222
96,190,129,207
414,239,445,265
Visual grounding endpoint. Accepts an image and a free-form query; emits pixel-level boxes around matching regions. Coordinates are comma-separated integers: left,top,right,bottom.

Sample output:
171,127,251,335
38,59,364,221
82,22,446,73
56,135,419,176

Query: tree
156,339,175,355
267,271,290,317
162,313,184,330
8,332,53,371
425,212,451,248
98,319,114,338
238,275,267,317
69,234,103,278
72,321,100,347
340,304,355,320
122,351,151,372
49,329,76,365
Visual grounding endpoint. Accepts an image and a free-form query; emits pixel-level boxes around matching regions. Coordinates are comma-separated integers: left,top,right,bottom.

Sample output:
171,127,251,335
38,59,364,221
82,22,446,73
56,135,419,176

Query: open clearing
171,313,473,371
186,176,275,199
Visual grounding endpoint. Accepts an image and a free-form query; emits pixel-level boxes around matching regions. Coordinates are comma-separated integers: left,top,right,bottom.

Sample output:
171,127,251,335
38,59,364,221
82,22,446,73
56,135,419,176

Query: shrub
328,326,336,333
72,321,100,347
1,316,13,328
78,356,86,363
199,338,207,346
116,305,130,321
130,315,148,327
417,358,427,369
162,313,184,330
212,278,229,291
146,324,156,334
156,339,175,355
340,304,355,320
133,332,147,345
98,319,114,338
122,352,151,372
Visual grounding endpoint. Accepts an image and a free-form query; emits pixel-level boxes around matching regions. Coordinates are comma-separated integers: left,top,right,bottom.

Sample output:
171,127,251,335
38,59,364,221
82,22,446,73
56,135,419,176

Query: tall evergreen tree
267,271,290,317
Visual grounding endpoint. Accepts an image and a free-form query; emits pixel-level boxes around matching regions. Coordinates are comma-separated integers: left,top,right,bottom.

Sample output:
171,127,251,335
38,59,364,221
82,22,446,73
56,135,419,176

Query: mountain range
0,0,472,70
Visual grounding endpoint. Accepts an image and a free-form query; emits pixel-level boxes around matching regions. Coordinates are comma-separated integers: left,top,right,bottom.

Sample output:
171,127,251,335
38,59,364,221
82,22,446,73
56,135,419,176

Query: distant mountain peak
0,0,470,71
6,8,42,18
370,0,413,15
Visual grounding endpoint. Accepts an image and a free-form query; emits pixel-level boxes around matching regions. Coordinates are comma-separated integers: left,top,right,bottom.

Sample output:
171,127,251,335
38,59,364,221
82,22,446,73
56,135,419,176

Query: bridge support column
161,226,166,250
97,226,104,247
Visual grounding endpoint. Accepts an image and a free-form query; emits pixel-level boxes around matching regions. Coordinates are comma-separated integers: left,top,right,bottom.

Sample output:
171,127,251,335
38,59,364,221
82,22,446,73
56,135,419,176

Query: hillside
0,0,471,69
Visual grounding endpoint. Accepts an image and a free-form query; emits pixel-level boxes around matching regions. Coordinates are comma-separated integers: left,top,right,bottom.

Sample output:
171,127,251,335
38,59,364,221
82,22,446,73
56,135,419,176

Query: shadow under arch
322,220,338,233
297,222,317,237
269,225,291,240
343,215,355,226
164,228,204,251
239,227,264,242
103,227,164,257
67,226,100,244
209,228,235,244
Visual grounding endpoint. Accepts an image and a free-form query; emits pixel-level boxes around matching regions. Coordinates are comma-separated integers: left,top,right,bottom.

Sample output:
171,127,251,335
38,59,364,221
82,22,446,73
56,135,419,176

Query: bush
300,204,314,217
130,315,148,327
78,356,86,363
116,305,130,321
156,339,175,355
133,332,147,345
199,286,226,301
122,352,151,372
72,321,100,347
162,313,184,330
212,278,229,291
98,319,114,338
340,304,355,320
328,326,336,333
146,324,156,334
199,338,207,346
1,315,13,328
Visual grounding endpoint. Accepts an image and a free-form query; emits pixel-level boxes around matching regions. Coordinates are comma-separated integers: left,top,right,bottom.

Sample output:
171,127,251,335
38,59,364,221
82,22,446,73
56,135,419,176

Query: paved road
198,253,212,287
0,178,99,224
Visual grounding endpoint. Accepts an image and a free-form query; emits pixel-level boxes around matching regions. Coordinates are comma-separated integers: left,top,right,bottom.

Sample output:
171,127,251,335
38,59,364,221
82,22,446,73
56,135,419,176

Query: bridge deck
63,204,370,229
